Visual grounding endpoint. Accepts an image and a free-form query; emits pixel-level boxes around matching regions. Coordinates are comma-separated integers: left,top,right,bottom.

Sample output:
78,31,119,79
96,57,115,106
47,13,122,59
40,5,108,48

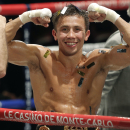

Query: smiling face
52,15,90,56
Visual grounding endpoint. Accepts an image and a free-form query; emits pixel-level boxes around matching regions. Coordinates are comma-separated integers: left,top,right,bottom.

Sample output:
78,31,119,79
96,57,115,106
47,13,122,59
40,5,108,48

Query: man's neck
57,50,83,72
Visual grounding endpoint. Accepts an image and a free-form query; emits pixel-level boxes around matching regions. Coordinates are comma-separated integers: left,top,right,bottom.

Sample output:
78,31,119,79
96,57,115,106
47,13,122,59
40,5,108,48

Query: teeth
66,43,76,45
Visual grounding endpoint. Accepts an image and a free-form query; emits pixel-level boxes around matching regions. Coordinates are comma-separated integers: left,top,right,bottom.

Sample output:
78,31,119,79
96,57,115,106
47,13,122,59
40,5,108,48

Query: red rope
0,108,130,129
0,0,129,15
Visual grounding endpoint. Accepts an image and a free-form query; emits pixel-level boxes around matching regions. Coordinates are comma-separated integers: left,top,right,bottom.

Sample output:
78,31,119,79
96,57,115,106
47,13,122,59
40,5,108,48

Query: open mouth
65,42,77,47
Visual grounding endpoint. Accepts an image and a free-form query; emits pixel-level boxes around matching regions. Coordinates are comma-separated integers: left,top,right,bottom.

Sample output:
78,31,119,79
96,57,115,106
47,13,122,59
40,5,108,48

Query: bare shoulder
27,44,52,70
84,48,111,73
29,44,55,59
27,44,49,54
85,48,110,59
27,44,58,71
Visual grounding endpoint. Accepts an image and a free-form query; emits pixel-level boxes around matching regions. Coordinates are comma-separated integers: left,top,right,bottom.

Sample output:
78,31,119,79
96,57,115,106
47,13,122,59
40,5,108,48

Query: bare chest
30,56,108,113
44,61,100,93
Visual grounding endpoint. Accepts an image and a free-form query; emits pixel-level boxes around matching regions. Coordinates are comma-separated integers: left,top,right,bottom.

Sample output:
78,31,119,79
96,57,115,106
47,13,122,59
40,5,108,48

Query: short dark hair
52,4,89,32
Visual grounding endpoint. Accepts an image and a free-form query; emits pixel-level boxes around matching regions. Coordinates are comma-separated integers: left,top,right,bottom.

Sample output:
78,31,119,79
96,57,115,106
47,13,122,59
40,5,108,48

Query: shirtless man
5,3,130,130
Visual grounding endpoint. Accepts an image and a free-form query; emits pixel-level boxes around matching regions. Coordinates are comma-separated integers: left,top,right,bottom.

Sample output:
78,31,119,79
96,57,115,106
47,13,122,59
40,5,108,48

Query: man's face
52,15,90,56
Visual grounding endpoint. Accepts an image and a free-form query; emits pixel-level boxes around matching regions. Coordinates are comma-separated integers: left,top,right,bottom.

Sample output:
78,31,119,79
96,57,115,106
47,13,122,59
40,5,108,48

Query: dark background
0,0,129,130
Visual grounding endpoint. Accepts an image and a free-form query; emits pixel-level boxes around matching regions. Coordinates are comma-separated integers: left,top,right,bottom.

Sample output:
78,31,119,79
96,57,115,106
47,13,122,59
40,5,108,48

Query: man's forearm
87,3,130,46
6,17,23,43
6,8,52,43
114,17,130,46
0,26,7,78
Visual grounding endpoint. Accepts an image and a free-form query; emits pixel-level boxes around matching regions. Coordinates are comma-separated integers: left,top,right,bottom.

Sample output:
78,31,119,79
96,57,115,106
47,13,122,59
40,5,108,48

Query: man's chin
62,51,77,56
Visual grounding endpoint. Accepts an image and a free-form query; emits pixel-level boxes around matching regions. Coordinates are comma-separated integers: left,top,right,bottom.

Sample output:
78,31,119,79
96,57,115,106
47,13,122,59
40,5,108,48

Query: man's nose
67,29,75,38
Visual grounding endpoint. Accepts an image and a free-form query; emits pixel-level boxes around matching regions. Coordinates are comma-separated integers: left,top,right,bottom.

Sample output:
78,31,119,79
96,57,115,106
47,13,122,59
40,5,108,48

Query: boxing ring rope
0,108,130,129
0,0,130,129
0,0,129,15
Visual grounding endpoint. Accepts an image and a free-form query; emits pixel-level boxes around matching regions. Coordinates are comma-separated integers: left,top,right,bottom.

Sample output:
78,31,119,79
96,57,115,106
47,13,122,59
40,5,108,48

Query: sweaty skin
5,11,130,115
0,15,7,78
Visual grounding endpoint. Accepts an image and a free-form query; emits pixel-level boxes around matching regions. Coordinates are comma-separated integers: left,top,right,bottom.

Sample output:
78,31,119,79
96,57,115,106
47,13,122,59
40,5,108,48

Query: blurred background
0,0,129,130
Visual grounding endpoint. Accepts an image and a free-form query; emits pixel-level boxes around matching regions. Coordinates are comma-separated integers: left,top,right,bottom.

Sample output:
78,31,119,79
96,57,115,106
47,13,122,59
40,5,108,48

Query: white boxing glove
87,3,120,23
19,8,52,24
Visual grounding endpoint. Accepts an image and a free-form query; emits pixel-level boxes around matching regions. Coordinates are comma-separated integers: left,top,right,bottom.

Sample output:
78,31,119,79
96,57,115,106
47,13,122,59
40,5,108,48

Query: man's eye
62,28,67,31
76,28,80,30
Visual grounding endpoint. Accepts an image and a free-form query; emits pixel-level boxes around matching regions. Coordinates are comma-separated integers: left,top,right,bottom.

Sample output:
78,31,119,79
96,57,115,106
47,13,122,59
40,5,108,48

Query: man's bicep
104,45,130,71
8,40,39,66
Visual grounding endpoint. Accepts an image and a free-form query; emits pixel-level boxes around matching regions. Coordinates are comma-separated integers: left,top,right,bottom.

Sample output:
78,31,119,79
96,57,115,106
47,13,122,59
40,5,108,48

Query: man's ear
84,30,90,41
52,29,57,41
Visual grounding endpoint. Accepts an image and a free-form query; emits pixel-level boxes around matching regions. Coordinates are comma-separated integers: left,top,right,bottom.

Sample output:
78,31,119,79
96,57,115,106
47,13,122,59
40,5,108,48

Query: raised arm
6,17,23,43
88,3,130,46
0,15,8,78
87,3,130,70
6,8,52,43
6,8,52,66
